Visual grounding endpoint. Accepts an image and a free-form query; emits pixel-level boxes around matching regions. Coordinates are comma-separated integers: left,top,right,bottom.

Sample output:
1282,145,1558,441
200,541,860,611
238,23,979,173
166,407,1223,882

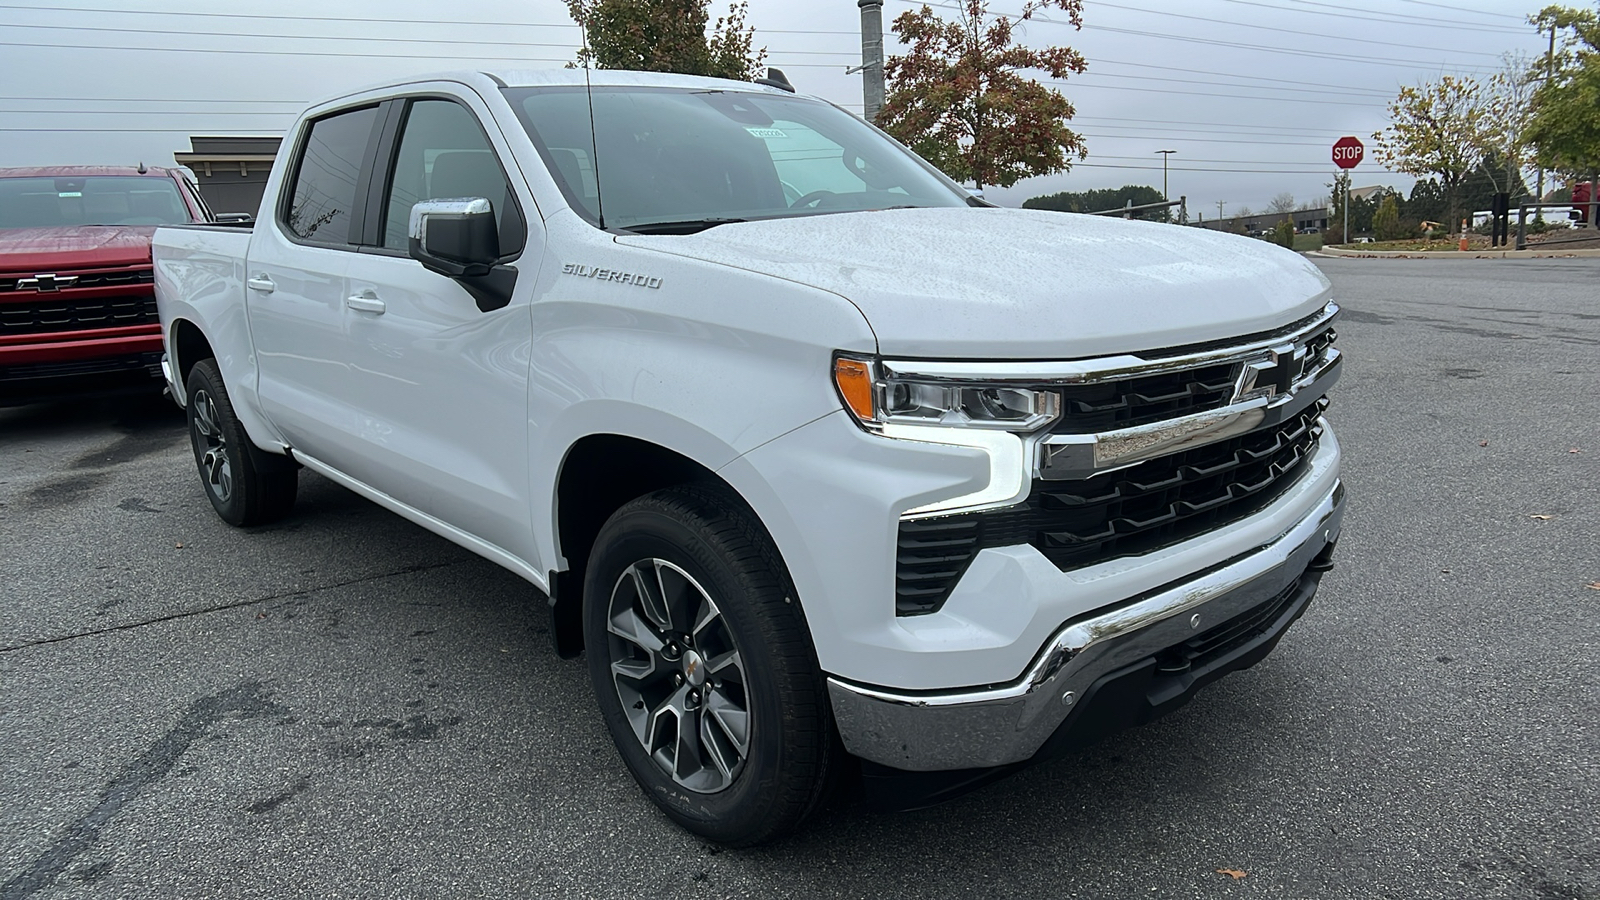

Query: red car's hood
0,226,155,273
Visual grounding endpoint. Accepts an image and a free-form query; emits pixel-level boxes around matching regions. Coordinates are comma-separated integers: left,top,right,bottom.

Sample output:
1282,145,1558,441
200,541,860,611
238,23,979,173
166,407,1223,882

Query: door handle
246,274,275,293
346,291,386,314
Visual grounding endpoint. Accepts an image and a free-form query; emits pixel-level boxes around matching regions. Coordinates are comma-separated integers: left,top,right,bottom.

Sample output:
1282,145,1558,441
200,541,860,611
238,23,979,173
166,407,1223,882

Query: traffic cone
1458,218,1469,251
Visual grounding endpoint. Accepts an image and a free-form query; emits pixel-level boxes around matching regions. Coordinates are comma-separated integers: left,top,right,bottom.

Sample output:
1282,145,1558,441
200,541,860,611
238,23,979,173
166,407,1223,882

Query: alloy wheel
190,389,233,504
606,558,750,794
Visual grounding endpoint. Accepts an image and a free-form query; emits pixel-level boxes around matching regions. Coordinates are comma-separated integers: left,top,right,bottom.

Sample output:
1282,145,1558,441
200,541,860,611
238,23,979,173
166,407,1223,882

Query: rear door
338,91,543,568
246,102,386,470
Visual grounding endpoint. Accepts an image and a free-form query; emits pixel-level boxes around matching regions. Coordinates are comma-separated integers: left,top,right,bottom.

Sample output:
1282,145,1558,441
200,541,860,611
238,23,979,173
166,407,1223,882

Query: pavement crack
0,561,464,653
0,681,284,900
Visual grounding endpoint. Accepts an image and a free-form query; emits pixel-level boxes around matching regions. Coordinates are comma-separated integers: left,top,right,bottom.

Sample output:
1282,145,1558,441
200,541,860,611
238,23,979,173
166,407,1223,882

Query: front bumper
827,476,1344,772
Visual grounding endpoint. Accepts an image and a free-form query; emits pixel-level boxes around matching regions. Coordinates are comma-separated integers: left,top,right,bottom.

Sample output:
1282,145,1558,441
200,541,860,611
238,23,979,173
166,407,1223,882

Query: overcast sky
0,0,1554,216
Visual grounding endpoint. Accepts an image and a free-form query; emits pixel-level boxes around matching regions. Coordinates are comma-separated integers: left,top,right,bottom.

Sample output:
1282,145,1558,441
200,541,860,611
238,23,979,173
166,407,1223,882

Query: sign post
1332,136,1364,245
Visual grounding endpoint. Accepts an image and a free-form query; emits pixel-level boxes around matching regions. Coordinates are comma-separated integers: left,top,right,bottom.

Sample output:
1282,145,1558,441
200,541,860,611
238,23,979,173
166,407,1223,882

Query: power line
1396,0,1527,20
0,96,305,104
0,20,580,49
1073,22,1508,73
1075,113,1365,133
1087,0,1509,56
1066,161,1386,174
1091,57,1393,97
0,20,865,57
0,108,296,115
1045,79,1379,107
1088,153,1339,165
1077,120,1364,139
1074,70,1394,100
0,4,858,36
0,38,574,62
1214,0,1529,34
1078,133,1339,147
0,4,582,29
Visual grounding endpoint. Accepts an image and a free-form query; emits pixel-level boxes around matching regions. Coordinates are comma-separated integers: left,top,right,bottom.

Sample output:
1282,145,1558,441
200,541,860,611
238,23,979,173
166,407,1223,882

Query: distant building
1200,206,1329,235
173,136,282,215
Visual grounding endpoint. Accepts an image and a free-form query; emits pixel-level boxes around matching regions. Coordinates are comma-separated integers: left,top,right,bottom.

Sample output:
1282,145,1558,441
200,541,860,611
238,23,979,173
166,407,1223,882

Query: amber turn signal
833,357,876,423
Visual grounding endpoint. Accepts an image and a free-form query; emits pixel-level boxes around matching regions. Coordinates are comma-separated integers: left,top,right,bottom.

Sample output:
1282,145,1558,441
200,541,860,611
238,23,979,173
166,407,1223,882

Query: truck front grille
894,400,1327,616
0,268,154,293
0,295,159,337
1055,362,1237,432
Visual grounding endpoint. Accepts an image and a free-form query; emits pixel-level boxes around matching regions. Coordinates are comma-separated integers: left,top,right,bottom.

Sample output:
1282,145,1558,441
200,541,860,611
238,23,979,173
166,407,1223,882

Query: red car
1,165,212,405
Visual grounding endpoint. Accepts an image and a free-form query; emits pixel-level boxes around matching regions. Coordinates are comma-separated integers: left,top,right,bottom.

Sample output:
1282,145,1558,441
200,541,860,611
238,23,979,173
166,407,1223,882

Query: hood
0,226,156,273
617,208,1332,359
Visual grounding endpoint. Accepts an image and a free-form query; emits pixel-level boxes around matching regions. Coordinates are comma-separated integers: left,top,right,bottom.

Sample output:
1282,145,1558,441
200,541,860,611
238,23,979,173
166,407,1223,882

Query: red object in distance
1332,136,1364,169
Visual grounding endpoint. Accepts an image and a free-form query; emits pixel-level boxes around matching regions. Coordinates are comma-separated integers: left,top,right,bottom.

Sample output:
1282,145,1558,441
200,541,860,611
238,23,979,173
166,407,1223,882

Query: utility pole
856,0,886,123
1216,200,1226,228
1535,20,1556,223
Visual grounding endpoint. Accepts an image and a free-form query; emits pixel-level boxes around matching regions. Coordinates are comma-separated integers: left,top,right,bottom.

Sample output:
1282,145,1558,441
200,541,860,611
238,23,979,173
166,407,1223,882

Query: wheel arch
549,433,789,659
169,317,215,404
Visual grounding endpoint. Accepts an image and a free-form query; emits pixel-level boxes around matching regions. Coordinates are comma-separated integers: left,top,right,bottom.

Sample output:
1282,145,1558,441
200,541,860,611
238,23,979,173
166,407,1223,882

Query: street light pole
1156,149,1176,201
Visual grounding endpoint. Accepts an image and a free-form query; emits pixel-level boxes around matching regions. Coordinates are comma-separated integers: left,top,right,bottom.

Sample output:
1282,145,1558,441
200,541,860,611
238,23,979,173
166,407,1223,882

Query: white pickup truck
154,68,1344,844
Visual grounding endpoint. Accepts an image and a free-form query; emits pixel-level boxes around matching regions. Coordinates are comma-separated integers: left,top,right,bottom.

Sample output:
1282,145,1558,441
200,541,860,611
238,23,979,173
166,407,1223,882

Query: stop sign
1333,136,1364,169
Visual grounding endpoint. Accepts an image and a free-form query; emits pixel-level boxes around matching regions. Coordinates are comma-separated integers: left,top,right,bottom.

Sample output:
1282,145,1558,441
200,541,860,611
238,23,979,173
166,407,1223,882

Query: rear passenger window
283,105,379,244
381,99,525,255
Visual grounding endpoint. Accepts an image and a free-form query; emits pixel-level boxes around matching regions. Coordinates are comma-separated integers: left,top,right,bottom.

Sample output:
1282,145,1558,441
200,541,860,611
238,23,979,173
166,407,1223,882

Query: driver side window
381,99,525,254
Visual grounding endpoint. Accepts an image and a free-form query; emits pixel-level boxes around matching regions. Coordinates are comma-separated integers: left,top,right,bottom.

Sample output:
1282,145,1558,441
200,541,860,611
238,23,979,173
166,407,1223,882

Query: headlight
833,355,1061,433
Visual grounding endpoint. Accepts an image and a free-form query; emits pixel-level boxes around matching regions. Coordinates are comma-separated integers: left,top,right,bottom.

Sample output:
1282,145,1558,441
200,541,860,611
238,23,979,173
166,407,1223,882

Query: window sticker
746,127,788,140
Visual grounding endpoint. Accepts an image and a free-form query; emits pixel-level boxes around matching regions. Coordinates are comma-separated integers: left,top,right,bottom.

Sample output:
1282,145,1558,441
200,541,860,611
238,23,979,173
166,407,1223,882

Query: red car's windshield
0,176,190,229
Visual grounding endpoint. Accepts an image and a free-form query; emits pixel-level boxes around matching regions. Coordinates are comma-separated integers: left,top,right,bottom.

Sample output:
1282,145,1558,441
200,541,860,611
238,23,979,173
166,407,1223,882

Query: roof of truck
488,69,787,92
314,68,810,113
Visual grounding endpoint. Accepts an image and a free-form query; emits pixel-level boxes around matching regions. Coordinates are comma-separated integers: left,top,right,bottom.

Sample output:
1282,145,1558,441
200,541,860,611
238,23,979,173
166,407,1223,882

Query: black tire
185,359,297,526
583,485,837,846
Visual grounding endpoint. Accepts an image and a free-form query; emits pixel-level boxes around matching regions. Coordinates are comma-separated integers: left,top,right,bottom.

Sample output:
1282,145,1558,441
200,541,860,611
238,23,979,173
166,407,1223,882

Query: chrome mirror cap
408,197,493,242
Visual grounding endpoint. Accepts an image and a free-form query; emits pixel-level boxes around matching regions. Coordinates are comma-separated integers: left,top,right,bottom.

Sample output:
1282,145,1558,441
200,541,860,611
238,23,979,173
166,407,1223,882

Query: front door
339,95,542,569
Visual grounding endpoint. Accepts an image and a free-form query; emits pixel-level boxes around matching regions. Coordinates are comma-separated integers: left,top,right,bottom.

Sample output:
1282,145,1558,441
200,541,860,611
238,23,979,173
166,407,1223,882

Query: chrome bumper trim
827,477,1345,771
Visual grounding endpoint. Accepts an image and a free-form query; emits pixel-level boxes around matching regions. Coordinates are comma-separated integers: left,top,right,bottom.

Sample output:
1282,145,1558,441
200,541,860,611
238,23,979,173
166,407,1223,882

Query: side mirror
408,198,500,278
407,198,516,313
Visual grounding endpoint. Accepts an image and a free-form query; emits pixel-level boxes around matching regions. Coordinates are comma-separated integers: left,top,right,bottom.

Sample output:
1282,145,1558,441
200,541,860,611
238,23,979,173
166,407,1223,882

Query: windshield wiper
620,217,748,235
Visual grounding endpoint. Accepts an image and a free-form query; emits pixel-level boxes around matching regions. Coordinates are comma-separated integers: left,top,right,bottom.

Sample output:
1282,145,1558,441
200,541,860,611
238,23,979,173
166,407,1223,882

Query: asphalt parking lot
2,257,1597,899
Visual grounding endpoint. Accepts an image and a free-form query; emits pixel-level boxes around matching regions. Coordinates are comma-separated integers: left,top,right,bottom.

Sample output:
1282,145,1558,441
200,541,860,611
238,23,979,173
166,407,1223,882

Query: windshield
503,86,969,231
0,176,191,229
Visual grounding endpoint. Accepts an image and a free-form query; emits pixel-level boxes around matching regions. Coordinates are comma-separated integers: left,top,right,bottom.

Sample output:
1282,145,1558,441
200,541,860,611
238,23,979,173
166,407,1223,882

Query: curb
1311,245,1600,260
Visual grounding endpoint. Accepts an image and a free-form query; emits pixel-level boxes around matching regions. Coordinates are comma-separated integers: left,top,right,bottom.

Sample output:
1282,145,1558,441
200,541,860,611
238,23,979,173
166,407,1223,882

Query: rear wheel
185,359,296,526
583,485,836,846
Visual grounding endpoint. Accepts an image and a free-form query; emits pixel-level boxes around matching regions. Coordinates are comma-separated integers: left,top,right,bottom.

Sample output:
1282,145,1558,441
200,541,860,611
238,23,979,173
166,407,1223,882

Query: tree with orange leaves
878,0,1088,190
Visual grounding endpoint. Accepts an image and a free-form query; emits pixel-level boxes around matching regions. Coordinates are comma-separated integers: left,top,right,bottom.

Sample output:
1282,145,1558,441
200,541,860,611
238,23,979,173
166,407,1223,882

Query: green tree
1372,194,1404,241
1461,153,1532,215
1407,179,1447,225
565,0,764,80
880,0,1088,189
1373,75,1493,228
1024,184,1167,219
1526,6,1600,178
1273,218,1296,249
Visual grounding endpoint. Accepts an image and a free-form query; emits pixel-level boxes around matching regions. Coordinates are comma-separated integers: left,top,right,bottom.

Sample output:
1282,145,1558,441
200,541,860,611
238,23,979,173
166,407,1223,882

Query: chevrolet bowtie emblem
16,274,78,292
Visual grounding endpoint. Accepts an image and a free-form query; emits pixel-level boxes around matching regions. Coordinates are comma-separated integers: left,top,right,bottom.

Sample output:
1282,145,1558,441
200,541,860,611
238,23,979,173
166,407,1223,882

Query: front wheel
185,359,296,526
583,486,837,846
